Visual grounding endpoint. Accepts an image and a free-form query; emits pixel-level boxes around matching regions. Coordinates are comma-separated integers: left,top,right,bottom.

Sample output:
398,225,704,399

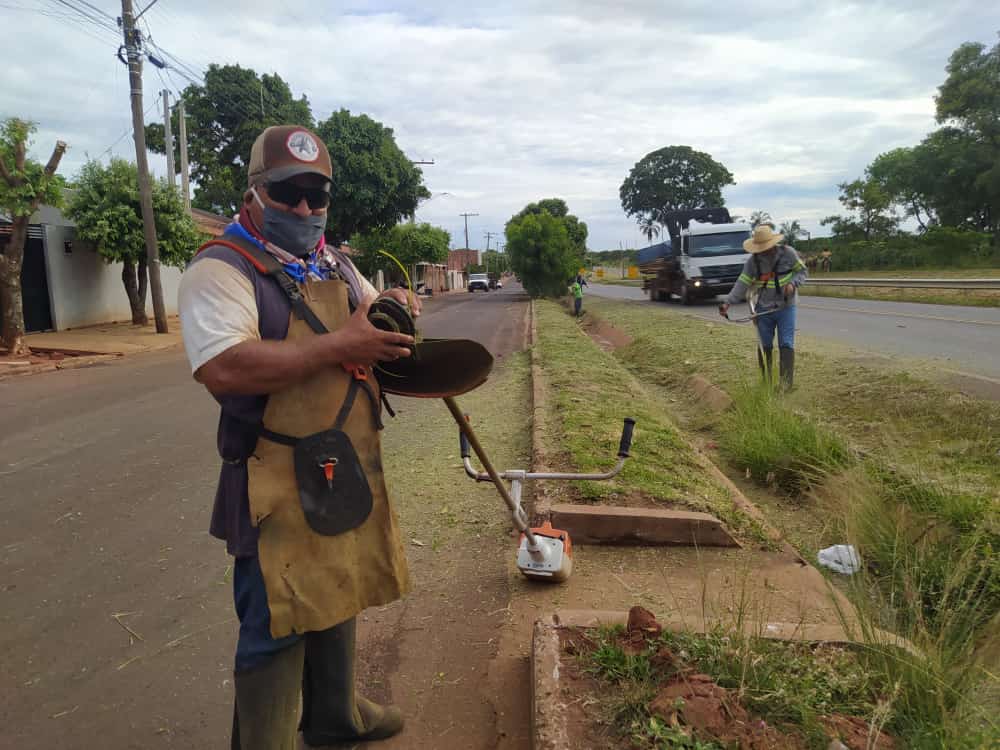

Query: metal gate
0,223,54,333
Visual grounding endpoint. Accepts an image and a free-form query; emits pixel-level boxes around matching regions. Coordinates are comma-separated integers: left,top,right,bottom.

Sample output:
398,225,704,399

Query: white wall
38,205,183,330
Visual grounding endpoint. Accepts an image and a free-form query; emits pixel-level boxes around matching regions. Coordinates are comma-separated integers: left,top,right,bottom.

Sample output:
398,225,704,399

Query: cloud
1,0,995,248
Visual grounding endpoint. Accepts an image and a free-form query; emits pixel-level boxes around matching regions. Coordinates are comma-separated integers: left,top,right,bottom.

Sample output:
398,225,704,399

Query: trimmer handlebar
458,415,636,482
459,428,471,459
618,418,636,457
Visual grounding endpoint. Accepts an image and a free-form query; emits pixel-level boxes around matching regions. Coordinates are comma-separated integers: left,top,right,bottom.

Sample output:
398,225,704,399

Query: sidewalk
0,317,184,380
25,316,184,355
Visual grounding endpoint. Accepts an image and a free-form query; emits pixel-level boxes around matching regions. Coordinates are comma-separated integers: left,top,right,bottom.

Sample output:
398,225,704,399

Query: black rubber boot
779,346,795,391
232,639,305,750
757,347,773,383
300,618,404,746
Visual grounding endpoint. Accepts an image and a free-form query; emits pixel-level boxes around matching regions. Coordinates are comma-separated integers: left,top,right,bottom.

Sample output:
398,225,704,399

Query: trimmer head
516,521,574,583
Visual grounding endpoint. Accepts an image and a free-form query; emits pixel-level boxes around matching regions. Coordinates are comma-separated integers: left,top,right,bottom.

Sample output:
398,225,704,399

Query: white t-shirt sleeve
178,258,260,374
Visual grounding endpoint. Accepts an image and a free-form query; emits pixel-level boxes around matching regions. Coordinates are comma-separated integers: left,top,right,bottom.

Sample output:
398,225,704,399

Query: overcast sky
3,1,996,250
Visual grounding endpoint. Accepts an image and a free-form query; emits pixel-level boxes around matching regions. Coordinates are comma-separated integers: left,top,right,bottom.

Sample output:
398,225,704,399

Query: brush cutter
447,400,636,584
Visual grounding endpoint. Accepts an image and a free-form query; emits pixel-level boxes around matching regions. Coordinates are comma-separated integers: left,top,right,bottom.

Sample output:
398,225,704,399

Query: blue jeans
233,555,301,672
755,304,796,350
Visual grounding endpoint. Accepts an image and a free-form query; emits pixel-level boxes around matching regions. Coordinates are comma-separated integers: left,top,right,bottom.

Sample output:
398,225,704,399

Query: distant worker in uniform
571,277,584,317
719,224,807,390
820,247,832,272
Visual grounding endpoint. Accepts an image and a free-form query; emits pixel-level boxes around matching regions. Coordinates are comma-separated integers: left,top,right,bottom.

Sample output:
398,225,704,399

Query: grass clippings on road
533,300,766,543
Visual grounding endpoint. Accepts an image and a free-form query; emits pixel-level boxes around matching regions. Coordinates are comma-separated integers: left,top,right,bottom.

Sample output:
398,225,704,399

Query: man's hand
378,287,422,317
330,298,413,366
718,303,730,318
783,283,795,298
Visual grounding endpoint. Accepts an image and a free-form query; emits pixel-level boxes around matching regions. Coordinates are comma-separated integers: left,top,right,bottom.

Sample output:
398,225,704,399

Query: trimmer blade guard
376,338,493,398
517,521,574,582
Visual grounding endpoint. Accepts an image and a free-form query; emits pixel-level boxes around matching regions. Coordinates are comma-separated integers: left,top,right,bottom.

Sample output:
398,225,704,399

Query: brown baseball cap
247,125,332,186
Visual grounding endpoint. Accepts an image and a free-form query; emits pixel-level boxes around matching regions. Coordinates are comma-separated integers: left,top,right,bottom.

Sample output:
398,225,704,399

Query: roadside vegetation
533,300,767,542
576,297,1000,746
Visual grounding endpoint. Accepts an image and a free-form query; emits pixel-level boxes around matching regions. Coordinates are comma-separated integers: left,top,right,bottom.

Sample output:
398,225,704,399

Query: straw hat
743,224,784,254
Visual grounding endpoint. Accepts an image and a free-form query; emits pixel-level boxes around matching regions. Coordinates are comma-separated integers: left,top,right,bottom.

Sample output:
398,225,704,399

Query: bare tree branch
44,141,67,177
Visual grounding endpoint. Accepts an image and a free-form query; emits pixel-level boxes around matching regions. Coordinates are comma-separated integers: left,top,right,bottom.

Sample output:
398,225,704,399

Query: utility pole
459,212,478,250
161,89,176,188
178,98,190,213
120,0,168,333
484,231,498,252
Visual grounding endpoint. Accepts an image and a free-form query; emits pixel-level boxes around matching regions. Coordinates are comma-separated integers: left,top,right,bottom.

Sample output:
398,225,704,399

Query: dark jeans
233,555,301,672
574,297,582,316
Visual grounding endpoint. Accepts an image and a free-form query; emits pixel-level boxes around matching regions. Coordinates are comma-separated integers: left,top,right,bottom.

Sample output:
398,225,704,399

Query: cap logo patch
286,131,320,162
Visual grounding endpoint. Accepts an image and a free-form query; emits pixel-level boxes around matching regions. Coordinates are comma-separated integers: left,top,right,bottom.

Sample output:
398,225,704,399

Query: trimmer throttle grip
618,418,636,457
459,417,471,459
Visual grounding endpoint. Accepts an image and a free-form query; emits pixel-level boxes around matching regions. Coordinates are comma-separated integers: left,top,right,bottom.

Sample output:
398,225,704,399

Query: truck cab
638,208,751,305
677,221,751,304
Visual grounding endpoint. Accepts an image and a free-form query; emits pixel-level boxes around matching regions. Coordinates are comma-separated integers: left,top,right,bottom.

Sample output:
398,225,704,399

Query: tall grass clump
720,381,851,494
825,468,1000,748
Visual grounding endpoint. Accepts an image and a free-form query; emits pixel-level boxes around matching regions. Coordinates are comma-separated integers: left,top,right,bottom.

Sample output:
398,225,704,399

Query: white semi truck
638,208,751,305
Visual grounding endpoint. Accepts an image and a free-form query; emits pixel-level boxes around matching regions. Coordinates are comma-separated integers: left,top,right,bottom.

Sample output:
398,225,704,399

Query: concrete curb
549,504,740,547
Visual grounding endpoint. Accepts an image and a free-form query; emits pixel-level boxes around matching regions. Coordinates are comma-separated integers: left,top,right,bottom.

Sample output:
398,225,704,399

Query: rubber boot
756,347,773,384
300,618,404,746
232,639,304,750
779,346,795,391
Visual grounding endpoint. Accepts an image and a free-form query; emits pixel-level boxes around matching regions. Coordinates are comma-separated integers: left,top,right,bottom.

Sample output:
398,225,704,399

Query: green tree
935,35,1000,236
316,110,430,244
749,210,773,229
504,211,577,298
0,118,66,355
146,64,313,215
867,147,939,231
620,146,735,239
509,197,588,253
67,159,201,325
832,178,898,241
350,222,449,283
778,220,803,245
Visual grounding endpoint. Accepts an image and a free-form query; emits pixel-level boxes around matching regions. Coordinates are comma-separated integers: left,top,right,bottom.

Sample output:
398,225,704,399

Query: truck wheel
680,283,693,306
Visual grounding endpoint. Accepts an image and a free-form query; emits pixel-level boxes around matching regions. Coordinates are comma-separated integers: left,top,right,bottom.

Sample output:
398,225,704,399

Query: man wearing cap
719,225,808,389
178,125,418,748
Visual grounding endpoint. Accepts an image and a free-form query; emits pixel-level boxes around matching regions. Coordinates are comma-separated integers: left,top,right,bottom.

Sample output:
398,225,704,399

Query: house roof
191,208,230,236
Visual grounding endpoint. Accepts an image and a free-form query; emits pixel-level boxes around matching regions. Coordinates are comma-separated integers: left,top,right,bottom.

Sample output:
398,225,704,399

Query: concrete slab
549,503,740,547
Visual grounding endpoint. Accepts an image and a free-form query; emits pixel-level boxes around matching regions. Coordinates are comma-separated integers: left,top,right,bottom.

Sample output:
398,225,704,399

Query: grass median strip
580,297,1000,743
533,300,766,542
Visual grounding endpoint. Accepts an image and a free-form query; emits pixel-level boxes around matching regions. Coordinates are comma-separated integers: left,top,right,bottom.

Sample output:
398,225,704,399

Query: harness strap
200,233,387,458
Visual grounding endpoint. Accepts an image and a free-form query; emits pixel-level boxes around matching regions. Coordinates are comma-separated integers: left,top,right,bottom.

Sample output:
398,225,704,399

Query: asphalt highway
586,283,1000,384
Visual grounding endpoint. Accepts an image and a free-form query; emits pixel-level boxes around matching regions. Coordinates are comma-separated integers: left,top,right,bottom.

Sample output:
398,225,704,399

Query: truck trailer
639,208,751,305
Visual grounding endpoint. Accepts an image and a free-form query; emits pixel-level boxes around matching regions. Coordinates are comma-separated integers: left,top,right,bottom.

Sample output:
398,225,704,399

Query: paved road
0,284,530,750
586,283,1000,382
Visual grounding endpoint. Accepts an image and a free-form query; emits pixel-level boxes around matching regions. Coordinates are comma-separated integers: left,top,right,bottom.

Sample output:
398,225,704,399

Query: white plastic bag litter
817,545,861,575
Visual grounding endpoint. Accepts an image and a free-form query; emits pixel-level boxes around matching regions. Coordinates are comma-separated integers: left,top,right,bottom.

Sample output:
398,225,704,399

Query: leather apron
247,277,410,638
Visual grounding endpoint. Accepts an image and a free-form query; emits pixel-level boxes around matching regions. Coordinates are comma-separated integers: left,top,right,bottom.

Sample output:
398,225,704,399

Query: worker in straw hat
719,224,808,389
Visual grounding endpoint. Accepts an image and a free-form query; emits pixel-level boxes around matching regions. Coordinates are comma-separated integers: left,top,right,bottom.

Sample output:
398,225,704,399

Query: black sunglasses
265,180,331,210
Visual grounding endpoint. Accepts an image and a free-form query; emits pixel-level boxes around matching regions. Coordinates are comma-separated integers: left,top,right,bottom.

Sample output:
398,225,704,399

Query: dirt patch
579,312,633,351
649,673,807,749
555,607,898,750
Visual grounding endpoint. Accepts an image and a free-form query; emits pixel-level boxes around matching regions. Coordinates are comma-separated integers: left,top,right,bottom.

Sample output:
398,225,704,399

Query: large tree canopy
316,110,430,243
146,64,313,215
509,197,588,253
504,208,579,298
620,146,735,240
0,118,66,355
67,159,201,325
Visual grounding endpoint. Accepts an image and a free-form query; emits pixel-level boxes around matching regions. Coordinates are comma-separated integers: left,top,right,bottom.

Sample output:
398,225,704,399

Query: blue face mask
252,187,326,257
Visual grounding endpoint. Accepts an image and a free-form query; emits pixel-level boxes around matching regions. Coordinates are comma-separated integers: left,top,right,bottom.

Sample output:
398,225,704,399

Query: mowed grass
579,297,1000,745
585,298,1000,504
533,300,766,541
